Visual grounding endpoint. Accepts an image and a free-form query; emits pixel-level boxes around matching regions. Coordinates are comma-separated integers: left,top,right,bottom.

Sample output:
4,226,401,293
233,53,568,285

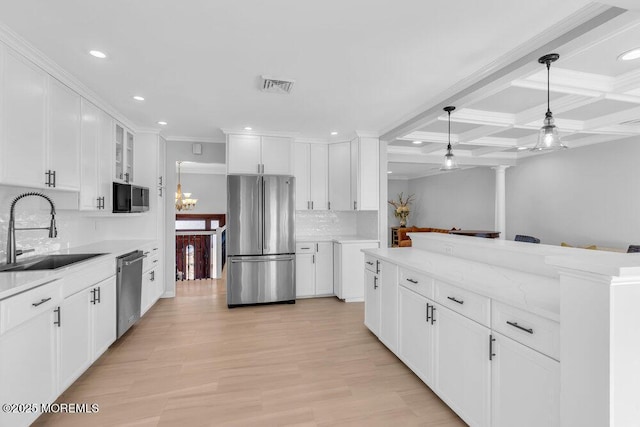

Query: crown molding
221,128,299,138
294,137,331,144
165,136,225,143
0,21,138,132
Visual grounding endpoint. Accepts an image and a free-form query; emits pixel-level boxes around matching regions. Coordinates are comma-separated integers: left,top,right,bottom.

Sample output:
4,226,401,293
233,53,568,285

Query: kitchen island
363,232,640,427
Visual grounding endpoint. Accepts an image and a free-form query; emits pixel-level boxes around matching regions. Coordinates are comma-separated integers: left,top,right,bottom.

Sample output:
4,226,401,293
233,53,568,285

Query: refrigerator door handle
262,177,267,252
230,257,294,263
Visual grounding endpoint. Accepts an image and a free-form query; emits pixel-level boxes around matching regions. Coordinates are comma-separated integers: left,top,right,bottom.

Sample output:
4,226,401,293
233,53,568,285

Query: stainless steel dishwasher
116,250,145,338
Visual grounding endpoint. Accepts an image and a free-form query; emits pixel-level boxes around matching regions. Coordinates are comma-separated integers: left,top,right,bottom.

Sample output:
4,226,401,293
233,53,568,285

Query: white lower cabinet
364,269,380,335
398,286,433,385
491,332,560,427
433,303,491,427
295,242,334,298
366,254,559,427
141,266,160,315
334,241,379,301
0,309,57,427
59,276,116,392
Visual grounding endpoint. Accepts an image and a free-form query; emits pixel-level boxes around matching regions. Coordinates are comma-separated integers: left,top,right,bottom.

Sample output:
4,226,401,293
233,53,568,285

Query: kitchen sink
0,253,106,272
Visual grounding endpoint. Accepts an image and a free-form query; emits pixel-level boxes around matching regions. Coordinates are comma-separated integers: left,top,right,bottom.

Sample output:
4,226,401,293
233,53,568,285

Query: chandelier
175,161,198,211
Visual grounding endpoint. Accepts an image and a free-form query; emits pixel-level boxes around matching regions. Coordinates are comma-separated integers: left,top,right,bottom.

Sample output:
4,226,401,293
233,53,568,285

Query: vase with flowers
388,192,415,227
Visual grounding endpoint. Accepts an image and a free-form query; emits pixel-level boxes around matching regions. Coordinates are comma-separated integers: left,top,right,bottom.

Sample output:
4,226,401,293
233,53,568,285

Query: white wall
178,172,226,214
388,179,409,227
407,167,495,230
506,137,640,248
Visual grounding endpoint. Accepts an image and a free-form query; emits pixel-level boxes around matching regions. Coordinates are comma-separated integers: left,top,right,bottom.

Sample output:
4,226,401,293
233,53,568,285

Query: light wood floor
35,276,466,427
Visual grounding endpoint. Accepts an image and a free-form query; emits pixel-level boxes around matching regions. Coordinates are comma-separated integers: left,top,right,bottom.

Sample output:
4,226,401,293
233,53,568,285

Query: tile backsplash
0,186,157,264
296,210,378,239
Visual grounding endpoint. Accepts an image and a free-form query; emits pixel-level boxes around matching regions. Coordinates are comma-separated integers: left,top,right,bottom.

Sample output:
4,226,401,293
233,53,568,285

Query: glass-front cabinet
115,122,134,183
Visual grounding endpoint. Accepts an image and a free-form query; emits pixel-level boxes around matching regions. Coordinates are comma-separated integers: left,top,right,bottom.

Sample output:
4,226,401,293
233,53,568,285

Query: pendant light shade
531,53,567,151
440,106,460,171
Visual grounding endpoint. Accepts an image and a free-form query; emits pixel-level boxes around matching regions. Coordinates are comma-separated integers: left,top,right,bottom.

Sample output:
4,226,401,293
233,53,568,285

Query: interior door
263,175,295,255
227,175,262,256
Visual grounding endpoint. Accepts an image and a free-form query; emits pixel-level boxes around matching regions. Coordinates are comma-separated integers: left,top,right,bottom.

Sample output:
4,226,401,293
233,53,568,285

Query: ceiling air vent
261,76,295,94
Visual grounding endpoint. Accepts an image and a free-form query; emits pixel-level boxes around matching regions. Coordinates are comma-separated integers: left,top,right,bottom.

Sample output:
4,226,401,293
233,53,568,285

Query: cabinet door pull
328,201,331,210
447,296,464,305
97,286,101,303
366,261,374,266
150,271,155,282
307,201,310,210
316,243,318,252
54,306,61,327
506,321,533,334
354,201,357,210
51,170,56,187
159,176,163,186
373,276,378,289
301,247,311,250
426,303,431,322
406,278,418,284
375,260,380,274
312,254,315,264
430,305,436,325
90,289,96,305
489,334,496,360
311,201,314,210
159,187,163,197
32,297,51,307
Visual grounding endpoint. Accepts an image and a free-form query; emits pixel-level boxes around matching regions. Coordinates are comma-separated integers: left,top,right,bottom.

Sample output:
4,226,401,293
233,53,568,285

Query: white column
492,165,508,239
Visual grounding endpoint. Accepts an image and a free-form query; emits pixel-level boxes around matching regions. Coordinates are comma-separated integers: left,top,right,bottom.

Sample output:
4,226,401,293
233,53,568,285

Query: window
176,220,206,230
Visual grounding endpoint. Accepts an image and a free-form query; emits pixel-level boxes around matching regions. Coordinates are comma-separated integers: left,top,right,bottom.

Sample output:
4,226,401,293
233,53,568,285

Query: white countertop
0,239,155,300
363,247,561,322
296,235,379,244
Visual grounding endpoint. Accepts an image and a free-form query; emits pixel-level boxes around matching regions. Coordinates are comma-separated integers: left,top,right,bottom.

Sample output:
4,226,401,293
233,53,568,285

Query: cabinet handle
45,170,49,187
307,201,310,210
375,260,380,274
312,255,315,264
447,296,464,305
366,261,374,266
406,278,418,284
54,306,61,327
316,243,318,252
426,303,431,322
124,172,129,183
153,259,158,263
301,247,311,250
311,201,314,210
51,170,56,187
159,187,163,197
328,201,331,210
97,286,101,303
430,305,436,325
489,334,496,360
32,297,51,307
159,176,163,186
354,201,357,210
506,321,534,334
97,198,101,209
373,276,378,289
91,289,96,305
150,271,155,281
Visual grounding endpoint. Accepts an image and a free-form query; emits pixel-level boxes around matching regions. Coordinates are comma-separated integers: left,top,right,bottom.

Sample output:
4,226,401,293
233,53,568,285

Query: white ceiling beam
378,5,624,142
514,94,603,125
388,152,517,167
511,79,603,98
401,131,456,144
612,68,640,94
523,67,614,93
458,125,513,142
470,146,512,157
583,105,640,130
448,108,514,127
420,143,443,154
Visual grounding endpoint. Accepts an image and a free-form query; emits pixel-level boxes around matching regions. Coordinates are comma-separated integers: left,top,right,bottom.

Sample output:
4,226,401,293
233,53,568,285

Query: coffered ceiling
387,7,640,179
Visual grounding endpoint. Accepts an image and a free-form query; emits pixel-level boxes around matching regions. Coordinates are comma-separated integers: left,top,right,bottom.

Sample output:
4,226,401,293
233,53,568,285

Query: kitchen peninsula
363,232,640,427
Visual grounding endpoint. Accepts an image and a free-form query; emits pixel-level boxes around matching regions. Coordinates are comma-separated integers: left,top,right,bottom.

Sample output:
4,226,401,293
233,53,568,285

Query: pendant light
175,161,198,211
440,106,460,171
531,53,567,151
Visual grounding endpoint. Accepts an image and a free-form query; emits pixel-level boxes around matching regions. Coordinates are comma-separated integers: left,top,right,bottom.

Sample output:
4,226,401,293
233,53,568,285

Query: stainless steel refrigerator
226,175,295,307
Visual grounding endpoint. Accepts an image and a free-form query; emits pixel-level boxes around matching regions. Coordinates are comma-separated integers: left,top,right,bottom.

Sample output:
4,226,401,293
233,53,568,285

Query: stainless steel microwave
113,182,150,213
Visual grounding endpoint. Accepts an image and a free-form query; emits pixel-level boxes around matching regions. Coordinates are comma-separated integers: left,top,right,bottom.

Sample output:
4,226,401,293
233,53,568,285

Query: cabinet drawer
492,301,560,360
0,279,63,334
143,253,160,273
364,254,379,273
296,242,316,254
62,258,115,297
434,280,490,327
398,267,433,299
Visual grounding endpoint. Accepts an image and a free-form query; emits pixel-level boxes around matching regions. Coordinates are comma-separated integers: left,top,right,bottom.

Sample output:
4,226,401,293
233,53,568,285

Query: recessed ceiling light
89,50,106,59
244,127,252,131
387,171,393,174
331,131,338,136
157,121,167,126
133,96,145,101
618,48,640,61
517,146,528,151
412,140,422,145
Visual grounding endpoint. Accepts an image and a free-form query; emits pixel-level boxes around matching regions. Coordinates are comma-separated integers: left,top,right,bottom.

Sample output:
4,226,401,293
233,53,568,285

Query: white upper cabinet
0,47,47,188
227,134,292,175
328,137,379,211
48,77,81,191
80,101,114,210
293,143,328,210
115,122,134,183
328,142,351,211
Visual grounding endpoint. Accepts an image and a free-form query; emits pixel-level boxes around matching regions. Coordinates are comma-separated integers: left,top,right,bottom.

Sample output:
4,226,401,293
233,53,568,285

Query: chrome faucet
6,192,57,265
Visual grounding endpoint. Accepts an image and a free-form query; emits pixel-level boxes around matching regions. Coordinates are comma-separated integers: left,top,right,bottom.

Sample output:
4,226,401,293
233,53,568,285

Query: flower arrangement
388,192,415,227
